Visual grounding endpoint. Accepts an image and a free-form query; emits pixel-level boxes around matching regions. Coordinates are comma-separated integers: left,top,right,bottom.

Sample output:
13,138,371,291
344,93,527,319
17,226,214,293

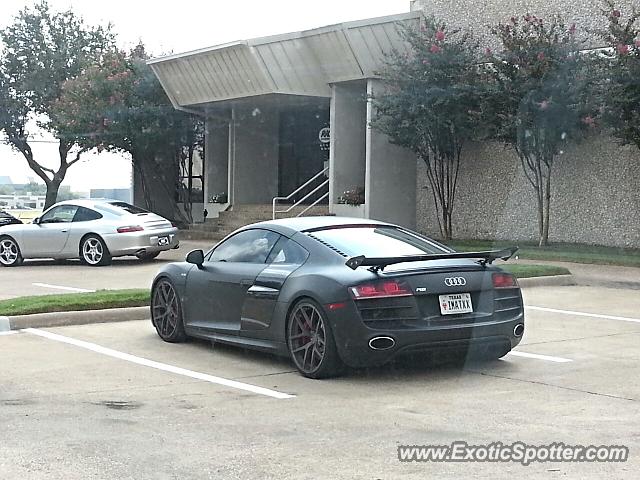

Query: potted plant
209,192,227,204
337,187,365,206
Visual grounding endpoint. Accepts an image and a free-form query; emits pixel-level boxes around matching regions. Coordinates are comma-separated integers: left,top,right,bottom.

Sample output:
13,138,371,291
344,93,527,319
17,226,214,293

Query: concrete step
183,204,332,241
187,224,220,232
179,229,225,241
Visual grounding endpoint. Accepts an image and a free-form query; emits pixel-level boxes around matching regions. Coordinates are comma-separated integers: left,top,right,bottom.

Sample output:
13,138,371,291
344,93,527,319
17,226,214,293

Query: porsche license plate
158,236,169,246
439,293,473,315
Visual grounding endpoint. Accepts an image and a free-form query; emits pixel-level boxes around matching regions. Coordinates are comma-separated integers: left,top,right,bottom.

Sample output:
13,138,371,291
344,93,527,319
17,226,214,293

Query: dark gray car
150,217,524,378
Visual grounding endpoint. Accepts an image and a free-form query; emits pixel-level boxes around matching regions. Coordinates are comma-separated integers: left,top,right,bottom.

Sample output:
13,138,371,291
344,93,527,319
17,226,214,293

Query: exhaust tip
369,336,395,351
513,324,525,338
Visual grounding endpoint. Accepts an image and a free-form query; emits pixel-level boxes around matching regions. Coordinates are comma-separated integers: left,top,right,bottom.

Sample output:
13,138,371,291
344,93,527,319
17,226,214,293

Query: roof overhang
149,11,421,110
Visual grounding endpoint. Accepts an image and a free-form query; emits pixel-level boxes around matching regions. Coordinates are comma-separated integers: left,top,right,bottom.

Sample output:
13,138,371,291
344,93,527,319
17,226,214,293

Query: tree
51,44,204,224
486,15,596,246
0,0,114,209
372,17,486,240
599,2,640,150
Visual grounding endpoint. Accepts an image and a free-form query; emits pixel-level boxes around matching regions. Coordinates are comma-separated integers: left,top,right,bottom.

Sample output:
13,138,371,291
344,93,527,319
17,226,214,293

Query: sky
1,0,409,191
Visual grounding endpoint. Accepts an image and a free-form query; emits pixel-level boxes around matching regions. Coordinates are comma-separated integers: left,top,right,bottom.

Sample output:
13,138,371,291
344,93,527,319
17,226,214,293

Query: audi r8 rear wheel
151,278,186,343
0,236,23,267
287,299,343,379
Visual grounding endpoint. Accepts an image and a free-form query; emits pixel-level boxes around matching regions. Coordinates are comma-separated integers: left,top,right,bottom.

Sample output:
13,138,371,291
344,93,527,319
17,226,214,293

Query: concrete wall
204,116,230,203
230,104,279,205
416,136,640,248
366,80,417,229
329,81,367,204
410,0,638,48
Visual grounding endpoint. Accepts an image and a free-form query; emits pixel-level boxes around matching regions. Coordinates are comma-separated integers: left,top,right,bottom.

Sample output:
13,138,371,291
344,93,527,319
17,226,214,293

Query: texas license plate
158,236,169,246
439,293,473,315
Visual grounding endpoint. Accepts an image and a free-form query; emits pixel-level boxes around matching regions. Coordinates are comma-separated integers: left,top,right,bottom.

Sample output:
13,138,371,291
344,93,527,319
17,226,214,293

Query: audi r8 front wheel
151,278,186,343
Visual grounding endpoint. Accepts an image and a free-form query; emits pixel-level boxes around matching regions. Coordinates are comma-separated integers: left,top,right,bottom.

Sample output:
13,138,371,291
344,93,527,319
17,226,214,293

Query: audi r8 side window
209,229,280,263
266,238,309,265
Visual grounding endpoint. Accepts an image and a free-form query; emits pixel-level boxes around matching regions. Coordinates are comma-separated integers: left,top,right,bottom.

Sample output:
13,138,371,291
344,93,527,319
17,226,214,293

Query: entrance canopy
148,12,420,109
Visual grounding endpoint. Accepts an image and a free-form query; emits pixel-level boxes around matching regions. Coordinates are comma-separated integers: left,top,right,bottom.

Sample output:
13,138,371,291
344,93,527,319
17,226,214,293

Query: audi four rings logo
444,277,467,286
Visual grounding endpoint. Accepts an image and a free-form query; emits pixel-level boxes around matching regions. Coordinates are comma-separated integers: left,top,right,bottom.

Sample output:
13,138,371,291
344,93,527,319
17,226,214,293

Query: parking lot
1,285,639,478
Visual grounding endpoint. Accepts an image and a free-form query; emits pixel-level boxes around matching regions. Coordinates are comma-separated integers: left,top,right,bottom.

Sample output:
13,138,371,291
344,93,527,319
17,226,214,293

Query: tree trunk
540,164,552,247
43,178,62,210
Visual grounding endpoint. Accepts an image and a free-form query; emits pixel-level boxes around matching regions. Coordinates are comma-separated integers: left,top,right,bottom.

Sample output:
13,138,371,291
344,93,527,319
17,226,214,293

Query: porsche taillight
349,280,412,299
117,225,144,233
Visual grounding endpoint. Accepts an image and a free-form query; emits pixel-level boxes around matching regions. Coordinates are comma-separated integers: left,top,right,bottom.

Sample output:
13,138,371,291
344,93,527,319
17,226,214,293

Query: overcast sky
1,0,408,191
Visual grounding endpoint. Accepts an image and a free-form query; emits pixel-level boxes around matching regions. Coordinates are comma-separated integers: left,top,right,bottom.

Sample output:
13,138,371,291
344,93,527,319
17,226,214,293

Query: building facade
149,12,420,229
150,4,640,248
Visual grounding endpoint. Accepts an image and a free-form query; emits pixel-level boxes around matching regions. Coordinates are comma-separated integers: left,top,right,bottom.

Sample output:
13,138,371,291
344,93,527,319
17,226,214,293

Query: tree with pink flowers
599,2,640,151
485,14,598,246
373,17,486,240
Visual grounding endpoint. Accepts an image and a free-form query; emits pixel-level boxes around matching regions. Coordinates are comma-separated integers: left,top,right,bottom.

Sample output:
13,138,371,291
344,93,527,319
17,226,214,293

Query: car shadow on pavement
169,335,514,382
21,258,173,267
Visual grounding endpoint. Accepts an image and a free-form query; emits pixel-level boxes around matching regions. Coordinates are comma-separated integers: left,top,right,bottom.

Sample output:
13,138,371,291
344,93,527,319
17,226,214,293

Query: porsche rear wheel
0,236,23,267
80,235,111,266
151,278,186,343
287,299,343,379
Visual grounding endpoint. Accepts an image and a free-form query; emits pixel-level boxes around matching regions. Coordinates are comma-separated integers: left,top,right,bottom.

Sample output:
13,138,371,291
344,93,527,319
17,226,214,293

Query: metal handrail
297,191,329,217
272,166,329,219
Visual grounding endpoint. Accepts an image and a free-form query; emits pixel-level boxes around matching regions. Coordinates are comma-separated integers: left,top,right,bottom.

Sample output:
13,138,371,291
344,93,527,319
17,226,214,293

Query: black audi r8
151,217,524,378
0,210,22,227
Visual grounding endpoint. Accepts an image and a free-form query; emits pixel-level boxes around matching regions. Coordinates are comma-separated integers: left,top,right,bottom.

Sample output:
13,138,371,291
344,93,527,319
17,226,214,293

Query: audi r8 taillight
492,272,518,289
349,279,412,299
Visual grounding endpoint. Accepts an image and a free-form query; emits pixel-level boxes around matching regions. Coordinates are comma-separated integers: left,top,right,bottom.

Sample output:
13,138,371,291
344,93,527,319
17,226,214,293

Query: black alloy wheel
287,299,343,379
151,279,186,343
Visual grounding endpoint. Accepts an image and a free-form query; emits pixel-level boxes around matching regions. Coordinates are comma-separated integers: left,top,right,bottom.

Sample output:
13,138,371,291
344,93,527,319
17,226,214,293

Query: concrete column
230,103,279,205
365,79,417,229
329,82,367,208
204,114,230,204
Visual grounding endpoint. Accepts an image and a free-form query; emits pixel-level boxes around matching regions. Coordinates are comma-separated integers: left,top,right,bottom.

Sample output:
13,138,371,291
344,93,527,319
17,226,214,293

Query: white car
0,199,179,267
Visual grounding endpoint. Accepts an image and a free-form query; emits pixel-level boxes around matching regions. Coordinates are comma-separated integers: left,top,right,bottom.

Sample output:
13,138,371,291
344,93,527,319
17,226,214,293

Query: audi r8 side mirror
186,249,204,268
32,217,40,225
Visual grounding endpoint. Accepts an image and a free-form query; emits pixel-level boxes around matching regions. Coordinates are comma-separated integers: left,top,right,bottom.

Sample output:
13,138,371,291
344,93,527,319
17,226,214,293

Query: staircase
181,204,331,242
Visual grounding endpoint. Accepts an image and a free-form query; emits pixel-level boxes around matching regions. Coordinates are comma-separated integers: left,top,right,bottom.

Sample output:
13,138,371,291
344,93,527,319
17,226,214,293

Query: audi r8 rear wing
345,247,518,272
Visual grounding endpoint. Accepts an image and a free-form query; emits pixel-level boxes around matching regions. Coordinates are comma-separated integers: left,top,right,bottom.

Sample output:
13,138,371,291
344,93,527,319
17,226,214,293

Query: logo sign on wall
318,127,330,151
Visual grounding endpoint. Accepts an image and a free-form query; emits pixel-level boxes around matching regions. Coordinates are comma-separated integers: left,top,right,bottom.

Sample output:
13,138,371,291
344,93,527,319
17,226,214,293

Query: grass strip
0,289,150,316
448,240,640,267
501,264,571,278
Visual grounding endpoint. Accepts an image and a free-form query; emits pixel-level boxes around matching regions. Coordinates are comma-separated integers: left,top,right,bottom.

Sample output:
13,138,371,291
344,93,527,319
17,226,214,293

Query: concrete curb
2,306,149,331
518,274,576,288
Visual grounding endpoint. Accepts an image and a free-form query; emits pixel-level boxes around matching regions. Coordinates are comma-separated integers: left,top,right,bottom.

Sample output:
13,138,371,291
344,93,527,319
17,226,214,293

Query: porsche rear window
108,202,149,215
309,226,448,257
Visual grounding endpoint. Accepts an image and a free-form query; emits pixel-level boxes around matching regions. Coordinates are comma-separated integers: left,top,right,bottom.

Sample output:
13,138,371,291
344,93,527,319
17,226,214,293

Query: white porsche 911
0,199,179,267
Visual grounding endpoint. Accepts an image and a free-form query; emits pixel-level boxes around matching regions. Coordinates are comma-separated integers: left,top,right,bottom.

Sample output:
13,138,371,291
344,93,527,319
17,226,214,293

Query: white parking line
32,283,95,293
24,328,294,399
507,351,572,363
526,306,640,324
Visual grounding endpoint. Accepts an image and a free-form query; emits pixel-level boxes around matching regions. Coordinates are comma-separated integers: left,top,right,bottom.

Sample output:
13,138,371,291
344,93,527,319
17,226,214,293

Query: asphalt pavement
1,285,639,479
